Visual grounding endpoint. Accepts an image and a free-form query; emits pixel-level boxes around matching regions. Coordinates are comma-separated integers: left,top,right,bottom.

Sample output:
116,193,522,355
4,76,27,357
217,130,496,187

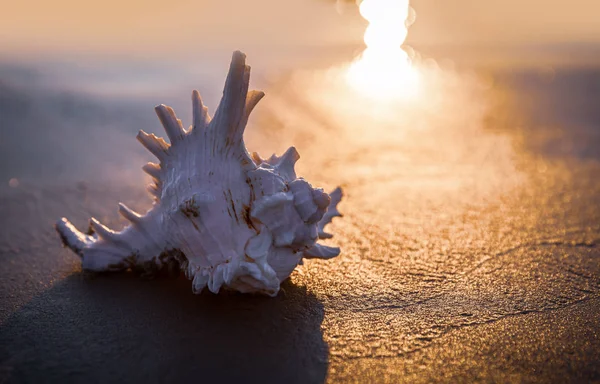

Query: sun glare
346,0,420,100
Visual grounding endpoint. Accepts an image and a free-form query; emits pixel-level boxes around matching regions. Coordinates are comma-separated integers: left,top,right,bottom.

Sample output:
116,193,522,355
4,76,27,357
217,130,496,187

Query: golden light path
346,0,420,100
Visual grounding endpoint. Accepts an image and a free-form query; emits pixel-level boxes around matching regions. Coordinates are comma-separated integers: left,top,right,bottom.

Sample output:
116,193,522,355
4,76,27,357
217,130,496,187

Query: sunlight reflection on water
249,60,525,215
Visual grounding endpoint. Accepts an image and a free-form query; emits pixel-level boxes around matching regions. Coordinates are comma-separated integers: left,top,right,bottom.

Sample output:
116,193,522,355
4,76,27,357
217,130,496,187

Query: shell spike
192,90,210,131
328,187,343,209
142,162,161,179
55,218,95,257
304,244,340,259
118,203,141,224
212,51,251,145
276,146,300,180
278,146,300,166
243,90,265,123
146,184,161,200
317,187,343,239
155,104,185,144
137,130,169,161
89,218,118,242
251,151,264,165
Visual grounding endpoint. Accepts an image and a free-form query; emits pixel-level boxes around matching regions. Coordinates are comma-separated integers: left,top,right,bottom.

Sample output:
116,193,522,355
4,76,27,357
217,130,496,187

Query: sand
0,61,599,383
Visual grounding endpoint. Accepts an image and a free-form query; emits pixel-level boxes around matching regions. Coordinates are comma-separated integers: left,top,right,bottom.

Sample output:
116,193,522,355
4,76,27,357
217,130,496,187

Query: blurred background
2,0,600,64
1,0,599,186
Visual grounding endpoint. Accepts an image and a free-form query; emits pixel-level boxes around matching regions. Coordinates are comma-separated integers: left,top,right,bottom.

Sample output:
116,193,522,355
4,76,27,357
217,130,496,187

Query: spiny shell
55,51,343,296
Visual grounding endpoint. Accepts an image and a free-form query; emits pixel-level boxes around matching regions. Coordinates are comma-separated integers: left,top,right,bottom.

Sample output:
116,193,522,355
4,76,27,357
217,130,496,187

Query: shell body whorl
55,51,343,296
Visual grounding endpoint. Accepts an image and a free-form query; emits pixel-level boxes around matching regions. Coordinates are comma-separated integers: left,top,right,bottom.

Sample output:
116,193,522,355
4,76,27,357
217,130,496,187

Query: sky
1,0,599,61
408,0,600,46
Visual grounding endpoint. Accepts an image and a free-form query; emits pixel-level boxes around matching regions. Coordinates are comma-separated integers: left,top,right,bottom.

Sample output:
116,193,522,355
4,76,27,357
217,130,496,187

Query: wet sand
0,63,599,383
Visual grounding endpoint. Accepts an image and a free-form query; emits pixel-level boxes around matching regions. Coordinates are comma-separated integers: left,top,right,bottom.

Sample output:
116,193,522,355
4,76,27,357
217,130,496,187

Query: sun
346,0,420,100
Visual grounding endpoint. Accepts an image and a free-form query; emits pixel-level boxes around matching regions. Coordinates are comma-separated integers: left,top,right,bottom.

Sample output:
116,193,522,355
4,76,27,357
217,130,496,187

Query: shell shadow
0,273,329,384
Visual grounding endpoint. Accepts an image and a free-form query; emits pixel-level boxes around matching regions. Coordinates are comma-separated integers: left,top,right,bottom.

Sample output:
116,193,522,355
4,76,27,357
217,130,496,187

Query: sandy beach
0,52,599,382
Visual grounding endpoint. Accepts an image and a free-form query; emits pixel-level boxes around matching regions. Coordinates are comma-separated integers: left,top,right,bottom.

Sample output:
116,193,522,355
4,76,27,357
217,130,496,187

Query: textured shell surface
55,51,343,297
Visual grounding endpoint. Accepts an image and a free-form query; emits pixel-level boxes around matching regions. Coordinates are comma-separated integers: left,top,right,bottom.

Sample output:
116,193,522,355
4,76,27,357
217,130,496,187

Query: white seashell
55,51,343,297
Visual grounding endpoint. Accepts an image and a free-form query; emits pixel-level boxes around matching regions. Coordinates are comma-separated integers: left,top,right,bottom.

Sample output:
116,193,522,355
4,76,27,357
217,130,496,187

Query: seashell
55,51,343,297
